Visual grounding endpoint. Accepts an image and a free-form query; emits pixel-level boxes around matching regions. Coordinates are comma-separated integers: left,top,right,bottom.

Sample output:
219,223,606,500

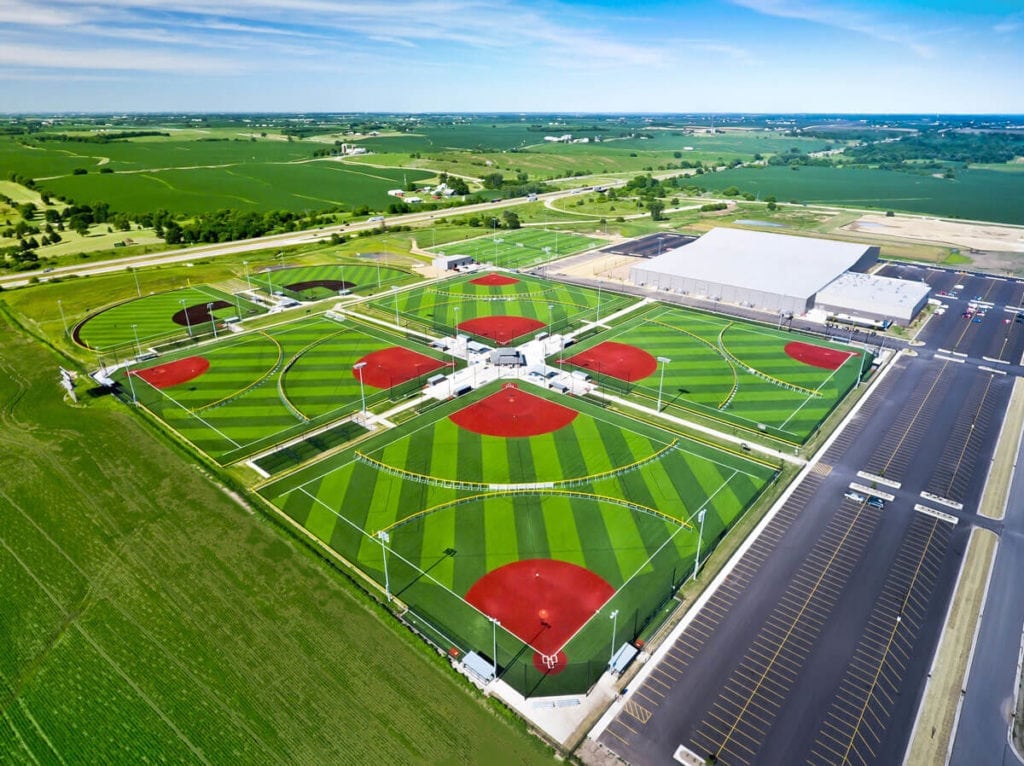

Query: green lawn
260,384,776,697
427,228,604,269
0,304,555,765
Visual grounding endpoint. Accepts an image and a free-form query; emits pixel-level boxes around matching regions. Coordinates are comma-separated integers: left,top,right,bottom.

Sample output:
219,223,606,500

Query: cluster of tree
153,208,339,245
459,209,522,229
29,131,170,143
842,131,1024,166
436,171,470,195
479,171,549,199
765,147,833,167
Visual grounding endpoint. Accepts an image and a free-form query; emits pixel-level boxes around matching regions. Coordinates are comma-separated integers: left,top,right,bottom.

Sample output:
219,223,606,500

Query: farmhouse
625,227,933,321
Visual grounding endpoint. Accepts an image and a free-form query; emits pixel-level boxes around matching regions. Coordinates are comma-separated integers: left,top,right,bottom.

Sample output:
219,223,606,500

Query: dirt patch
465,557,615,676
565,341,658,382
131,356,210,389
458,315,545,345
469,273,520,287
285,279,354,293
784,341,857,370
449,383,578,438
172,300,232,327
353,347,446,389
842,213,1024,254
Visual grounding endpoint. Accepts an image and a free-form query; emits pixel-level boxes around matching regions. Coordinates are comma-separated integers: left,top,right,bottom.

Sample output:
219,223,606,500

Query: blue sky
1,0,1021,113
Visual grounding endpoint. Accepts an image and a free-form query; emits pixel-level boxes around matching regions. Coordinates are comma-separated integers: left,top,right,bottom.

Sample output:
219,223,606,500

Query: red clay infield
565,341,658,382
353,347,446,389
458,315,545,345
172,300,232,327
784,341,857,370
466,558,615,675
131,356,210,389
449,383,577,438
469,273,520,287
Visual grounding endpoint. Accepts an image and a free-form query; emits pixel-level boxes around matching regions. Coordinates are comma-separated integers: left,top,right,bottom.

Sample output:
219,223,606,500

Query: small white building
433,254,474,271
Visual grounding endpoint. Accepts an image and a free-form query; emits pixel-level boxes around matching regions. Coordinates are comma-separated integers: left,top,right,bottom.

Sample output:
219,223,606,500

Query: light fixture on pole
129,267,141,297
491,617,501,679
243,260,252,293
353,361,367,417
608,609,619,668
656,356,671,412
392,285,400,327
57,299,68,337
376,530,391,601
596,280,602,322
125,360,138,404
131,323,142,358
692,509,707,580
207,303,218,339
547,303,554,335
180,299,192,336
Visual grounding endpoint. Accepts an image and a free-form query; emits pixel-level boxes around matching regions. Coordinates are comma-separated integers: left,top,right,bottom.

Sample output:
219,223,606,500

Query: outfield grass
115,314,451,463
260,383,776,696
0,305,555,765
562,303,870,444
427,227,604,269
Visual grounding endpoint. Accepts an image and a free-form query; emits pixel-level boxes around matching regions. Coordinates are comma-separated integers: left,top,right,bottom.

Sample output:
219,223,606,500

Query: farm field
697,165,1024,225
0,306,555,765
560,303,871,444
259,381,777,697
375,270,635,344
111,313,452,464
427,227,604,270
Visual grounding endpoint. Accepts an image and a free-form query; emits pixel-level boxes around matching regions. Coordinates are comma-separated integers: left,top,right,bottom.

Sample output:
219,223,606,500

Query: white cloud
0,43,243,74
728,0,934,57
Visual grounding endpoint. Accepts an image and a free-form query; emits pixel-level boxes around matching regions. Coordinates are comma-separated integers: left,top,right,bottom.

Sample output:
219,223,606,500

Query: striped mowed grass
247,263,412,300
74,285,265,352
120,315,450,463
564,303,870,443
261,384,776,696
376,270,636,339
428,228,603,270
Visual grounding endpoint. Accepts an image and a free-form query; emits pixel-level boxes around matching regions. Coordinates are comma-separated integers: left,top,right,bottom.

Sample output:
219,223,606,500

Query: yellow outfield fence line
647,318,739,409
275,328,350,423
194,330,284,412
717,323,821,398
383,489,694,534
355,439,680,492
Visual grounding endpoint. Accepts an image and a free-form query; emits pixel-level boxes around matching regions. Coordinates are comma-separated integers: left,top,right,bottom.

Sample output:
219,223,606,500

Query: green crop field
0,305,555,765
562,304,871,444
112,314,452,464
73,285,266,352
427,227,604,269
698,165,1024,225
377,270,635,340
259,383,777,697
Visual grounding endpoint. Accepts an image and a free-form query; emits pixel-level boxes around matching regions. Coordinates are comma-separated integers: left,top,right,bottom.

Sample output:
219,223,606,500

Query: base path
353,347,446,389
449,383,577,438
131,356,210,388
784,341,856,370
466,558,615,675
565,341,657,382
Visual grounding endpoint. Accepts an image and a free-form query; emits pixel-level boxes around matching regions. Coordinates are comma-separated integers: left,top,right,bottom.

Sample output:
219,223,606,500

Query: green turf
562,303,871,443
246,262,412,300
426,228,604,269
259,383,776,696
0,305,556,765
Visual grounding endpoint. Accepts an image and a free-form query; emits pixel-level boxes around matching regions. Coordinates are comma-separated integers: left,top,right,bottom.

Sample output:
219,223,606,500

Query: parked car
844,491,866,502
867,497,886,509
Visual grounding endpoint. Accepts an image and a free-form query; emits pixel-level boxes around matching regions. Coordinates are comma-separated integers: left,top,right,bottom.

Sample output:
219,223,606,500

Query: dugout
629,228,879,316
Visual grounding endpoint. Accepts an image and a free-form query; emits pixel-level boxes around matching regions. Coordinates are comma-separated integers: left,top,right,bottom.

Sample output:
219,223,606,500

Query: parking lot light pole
692,509,707,580
656,356,671,411
353,361,367,417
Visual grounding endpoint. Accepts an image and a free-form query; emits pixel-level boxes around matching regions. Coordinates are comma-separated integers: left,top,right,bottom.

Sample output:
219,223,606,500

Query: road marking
982,356,1009,364
935,354,966,364
623,699,652,724
979,366,1008,375
914,504,959,524
856,471,902,489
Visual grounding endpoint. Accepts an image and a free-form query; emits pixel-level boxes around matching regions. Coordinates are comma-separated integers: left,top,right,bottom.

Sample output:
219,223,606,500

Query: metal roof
815,271,931,317
637,228,875,299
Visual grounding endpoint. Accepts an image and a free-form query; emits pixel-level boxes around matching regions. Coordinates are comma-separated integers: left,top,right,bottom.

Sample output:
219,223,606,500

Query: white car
844,491,866,502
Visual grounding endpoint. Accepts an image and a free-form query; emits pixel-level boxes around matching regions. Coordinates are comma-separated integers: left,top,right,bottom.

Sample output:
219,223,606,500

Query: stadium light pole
243,260,252,293
129,267,141,297
596,280,602,322
392,285,400,327
547,303,554,335
608,609,619,668
57,299,68,338
207,303,218,339
125,360,138,404
353,361,367,418
491,617,501,680
656,356,671,412
376,530,391,601
180,299,192,337
692,509,707,581
131,323,142,358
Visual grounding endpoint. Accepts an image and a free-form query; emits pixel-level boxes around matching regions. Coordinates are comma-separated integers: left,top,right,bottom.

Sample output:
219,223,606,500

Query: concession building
628,227,929,324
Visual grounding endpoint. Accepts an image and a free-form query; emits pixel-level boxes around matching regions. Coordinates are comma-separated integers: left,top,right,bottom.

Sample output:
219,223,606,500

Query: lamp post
692,509,707,580
243,260,252,293
131,323,142,358
548,303,554,335
180,299,192,336
491,617,501,679
392,285,400,327
656,356,671,412
129,267,141,297
376,530,391,601
125,360,137,404
207,303,218,339
596,280,603,322
608,609,619,668
353,361,367,417
57,299,68,337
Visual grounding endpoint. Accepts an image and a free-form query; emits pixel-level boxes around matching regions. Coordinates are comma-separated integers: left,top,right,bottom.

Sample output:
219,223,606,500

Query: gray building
815,271,931,325
629,228,879,316
433,254,474,271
